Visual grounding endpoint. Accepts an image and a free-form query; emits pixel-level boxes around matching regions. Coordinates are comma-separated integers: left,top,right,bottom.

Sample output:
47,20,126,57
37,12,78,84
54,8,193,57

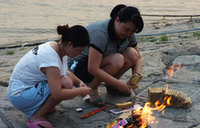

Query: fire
165,64,181,79
165,64,175,79
131,96,172,128
127,64,181,128
165,64,182,93
107,64,182,128
176,64,182,70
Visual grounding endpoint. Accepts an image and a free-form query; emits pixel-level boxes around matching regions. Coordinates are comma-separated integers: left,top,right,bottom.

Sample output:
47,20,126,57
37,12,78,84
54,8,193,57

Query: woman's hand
79,81,87,88
127,72,142,89
80,86,91,97
78,81,90,97
116,81,131,93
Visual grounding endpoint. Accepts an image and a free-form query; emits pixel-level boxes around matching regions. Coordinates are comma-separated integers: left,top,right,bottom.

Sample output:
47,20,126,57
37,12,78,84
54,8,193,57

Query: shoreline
0,21,200,85
0,17,200,47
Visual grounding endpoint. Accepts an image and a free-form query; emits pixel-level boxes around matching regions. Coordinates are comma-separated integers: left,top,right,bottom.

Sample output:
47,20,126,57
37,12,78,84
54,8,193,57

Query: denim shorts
8,81,50,119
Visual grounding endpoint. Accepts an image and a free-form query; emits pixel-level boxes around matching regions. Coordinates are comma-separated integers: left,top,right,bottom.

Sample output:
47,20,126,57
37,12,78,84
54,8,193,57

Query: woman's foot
47,107,57,115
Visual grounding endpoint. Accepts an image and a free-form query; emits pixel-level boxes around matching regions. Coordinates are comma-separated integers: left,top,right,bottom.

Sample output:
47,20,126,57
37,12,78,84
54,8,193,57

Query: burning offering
107,64,191,128
148,64,191,108
107,101,164,128
108,95,175,128
148,87,191,108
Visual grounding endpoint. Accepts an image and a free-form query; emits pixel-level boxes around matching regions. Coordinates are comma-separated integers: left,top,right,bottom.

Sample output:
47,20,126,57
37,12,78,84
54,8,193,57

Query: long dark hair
57,24,90,47
118,6,144,33
110,4,126,18
110,5,144,33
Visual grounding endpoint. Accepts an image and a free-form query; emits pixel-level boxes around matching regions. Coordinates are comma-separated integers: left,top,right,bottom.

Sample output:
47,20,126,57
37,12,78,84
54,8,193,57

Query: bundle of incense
128,74,142,89
81,106,109,119
115,101,134,109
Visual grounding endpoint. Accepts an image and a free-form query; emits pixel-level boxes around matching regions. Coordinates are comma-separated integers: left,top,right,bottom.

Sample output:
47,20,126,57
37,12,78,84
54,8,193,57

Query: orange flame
132,96,172,128
176,64,182,70
165,64,175,79
132,64,181,128
124,64,182,128
166,96,172,106
165,64,182,80
165,64,182,93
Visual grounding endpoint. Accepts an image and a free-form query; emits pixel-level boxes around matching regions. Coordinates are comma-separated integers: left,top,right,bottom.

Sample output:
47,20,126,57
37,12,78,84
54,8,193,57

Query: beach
0,19,200,127
0,0,200,46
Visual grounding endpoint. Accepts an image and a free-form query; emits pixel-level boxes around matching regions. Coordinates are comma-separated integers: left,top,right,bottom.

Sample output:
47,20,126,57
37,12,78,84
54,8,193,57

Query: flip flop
91,98,106,107
27,120,53,128
86,89,106,107
85,98,105,107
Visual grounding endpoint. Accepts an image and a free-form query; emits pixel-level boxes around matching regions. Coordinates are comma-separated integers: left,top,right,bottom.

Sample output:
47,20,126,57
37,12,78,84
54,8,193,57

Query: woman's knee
124,47,139,64
101,53,124,74
108,53,124,70
60,76,73,89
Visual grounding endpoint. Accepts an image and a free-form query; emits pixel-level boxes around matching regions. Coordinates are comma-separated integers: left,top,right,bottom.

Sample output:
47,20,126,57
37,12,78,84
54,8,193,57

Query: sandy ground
0,18,200,128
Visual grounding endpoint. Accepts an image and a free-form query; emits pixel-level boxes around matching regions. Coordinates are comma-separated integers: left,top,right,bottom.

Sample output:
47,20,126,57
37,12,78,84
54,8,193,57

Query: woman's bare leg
87,53,124,89
87,53,124,102
30,96,60,128
60,76,73,89
114,47,141,79
30,76,73,128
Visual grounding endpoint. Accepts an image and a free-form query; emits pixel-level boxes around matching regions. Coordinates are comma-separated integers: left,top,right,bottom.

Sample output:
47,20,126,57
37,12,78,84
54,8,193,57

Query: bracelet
135,72,141,76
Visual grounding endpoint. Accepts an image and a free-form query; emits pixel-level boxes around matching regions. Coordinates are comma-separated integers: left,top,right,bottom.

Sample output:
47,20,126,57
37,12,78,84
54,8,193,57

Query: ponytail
57,24,90,47
110,4,126,18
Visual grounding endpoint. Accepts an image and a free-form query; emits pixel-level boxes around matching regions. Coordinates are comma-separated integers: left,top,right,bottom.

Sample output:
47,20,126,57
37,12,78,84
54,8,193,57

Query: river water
0,0,199,46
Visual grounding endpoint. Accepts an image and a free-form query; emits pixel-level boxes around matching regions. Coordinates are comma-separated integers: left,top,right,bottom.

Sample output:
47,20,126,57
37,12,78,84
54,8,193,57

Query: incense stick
81,106,109,119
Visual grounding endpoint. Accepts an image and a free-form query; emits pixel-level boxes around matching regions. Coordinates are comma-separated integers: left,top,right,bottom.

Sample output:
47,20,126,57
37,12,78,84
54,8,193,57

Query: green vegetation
193,31,200,39
20,47,26,50
177,34,190,39
182,35,190,39
6,50,14,55
137,31,199,43
147,36,157,42
160,35,168,42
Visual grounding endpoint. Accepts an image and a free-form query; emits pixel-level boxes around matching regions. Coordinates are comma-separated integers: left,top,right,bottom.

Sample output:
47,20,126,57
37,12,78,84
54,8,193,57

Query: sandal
27,120,53,128
89,98,105,107
87,89,105,107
